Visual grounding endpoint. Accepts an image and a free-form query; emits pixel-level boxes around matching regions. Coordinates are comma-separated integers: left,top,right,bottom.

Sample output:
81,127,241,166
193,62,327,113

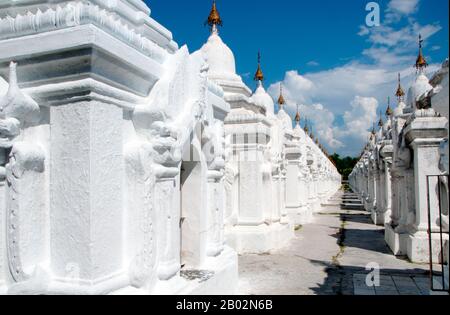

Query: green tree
329,154,358,180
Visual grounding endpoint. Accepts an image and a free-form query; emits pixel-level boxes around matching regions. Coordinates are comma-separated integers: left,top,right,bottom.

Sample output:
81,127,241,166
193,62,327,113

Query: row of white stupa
0,0,340,295
349,37,449,266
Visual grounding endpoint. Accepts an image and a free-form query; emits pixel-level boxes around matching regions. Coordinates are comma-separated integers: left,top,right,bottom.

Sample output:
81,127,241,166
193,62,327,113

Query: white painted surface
0,0,341,294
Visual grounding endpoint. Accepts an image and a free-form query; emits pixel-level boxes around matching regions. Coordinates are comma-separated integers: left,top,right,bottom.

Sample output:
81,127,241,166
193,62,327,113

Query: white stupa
394,73,407,117
292,106,304,137
249,53,274,115
276,84,293,130
406,35,433,109
200,1,251,97
376,113,384,142
383,98,393,134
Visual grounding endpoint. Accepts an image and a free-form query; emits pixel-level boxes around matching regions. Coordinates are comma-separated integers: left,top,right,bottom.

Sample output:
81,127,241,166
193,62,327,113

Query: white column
384,160,393,224
405,115,448,262
0,173,5,291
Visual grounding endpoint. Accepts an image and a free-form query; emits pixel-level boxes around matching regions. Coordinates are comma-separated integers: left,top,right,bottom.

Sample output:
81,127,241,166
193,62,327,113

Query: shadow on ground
311,203,432,295
308,260,430,295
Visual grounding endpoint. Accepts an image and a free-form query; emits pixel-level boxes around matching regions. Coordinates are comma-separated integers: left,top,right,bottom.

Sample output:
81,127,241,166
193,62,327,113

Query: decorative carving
0,62,45,284
125,143,156,288
0,3,168,62
6,142,45,282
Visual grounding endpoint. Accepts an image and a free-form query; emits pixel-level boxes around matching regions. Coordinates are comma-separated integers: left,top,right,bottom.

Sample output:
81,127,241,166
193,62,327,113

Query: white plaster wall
286,163,300,208
412,142,444,232
238,156,264,226
50,101,124,281
180,125,210,269
432,73,449,121
181,159,207,268
0,179,5,289
0,78,7,288
206,178,225,257
155,177,181,282
123,139,158,288
224,162,239,225
262,169,273,223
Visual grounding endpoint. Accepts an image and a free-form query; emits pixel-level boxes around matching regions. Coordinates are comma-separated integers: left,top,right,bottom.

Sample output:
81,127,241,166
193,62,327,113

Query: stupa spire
378,110,384,128
304,117,309,133
415,34,428,71
206,0,223,34
277,83,286,110
395,73,405,102
294,104,301,126
386,97,393,117
371,123,376,135
254,51,264,82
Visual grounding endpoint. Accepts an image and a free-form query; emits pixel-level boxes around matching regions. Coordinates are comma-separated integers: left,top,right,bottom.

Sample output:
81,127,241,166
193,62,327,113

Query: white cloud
266,0,443,156
388,0,419,15
307,61,320,67
362,46,414,66
362,22,441,48
340,96,379,140
358,25,370,36
301,103,344,149
385,0,420,23
268,70,315,104
431,45,441,51
267,62,441,156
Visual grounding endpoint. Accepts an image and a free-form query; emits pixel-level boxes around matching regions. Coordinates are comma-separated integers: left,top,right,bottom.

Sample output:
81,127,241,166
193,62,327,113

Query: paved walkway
237,190,443,295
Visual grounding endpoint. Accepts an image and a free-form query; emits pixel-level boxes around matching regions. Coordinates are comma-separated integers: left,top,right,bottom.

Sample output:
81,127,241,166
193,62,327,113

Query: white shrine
0,0,340,295
350,37,449,268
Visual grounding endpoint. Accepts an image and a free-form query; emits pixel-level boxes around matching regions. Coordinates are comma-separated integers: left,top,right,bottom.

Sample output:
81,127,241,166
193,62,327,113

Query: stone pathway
238,190,446,295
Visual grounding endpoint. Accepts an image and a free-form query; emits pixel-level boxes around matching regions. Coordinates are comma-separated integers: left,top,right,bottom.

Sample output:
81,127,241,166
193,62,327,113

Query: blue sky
146,0,449,156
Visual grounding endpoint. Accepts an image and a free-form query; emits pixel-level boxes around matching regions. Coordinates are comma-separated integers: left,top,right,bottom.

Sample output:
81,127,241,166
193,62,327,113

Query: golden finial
304,118,309,133
206,0,223,30
277,83,286,106
378,114,384,127
415,34,428,70
295,104,301,124
395,73,405,102
386,97,393,117
254,52,264,82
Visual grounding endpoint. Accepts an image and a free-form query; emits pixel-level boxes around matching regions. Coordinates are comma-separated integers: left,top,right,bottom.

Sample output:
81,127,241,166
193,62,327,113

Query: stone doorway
180,128,207,270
